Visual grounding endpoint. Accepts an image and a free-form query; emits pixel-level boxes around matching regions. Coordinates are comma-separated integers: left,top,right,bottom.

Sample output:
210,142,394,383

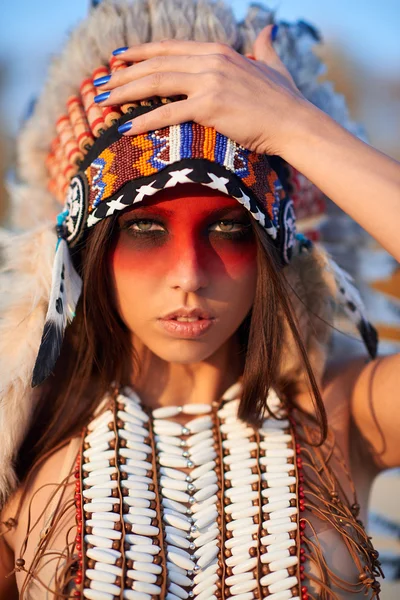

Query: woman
0,1,399,598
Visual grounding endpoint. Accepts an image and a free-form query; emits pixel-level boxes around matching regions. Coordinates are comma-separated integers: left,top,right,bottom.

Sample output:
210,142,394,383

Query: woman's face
110,183,257,364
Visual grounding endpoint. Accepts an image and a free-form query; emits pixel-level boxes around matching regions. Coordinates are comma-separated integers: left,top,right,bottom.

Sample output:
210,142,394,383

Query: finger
112,38,234,62
94,72,197,106
253,25,293,80
118,99,196,136
95,54,205,91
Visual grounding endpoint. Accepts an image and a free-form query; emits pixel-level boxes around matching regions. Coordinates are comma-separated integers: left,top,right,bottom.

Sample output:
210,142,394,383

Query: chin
144,338,224,365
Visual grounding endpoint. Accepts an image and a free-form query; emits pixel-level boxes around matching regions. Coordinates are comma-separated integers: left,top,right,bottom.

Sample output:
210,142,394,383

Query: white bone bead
123,590,152,600
160,466,188,481
90,512,120,522
127,570,157,584
185,415,213,434
83,461,111,473
91,527,122,540
121,481,149,492
229,475,259,487
196,544,220,569
196,587,218,600
125,550,153,563
160,476,189,491
226,571,253,586
224,485,252,499
194,508,218,530
192,473,218,489
87,547,121,564
166,561,187,577
263,476,296,488
132,562,162,574
229,580,258,594
224,468,252,480
84,503,114,513
232,557,258,574
229,594,254,600
168,582,189,599
260,569,288,586
165,533,191,549
120,448,148,461
269,556,298,572
225,536,256,549
265,464,295,474
231,524,259,536
153,421,184,436
224,501,254,515
260,549,290,564
186,429,213,446
268,592,294,600
85,535,113,549
189,438,214,455
226,553,250,567
118,400,149,422
164,526,188,539
94,563,122,576
191,494,218,513
262,500,290,514
84,443,111,457
155,434,182,447
157,443,184,456
260,533,291,546
222,440,257,451
152,406,182,418
162,488,190,503
261,522,297,539
125,497,151,509
88,410,113,431
268,575,298,593
226,428,254,440
83,590,113,600
125,459,153,471
270,507,298,520
262,537,293,551
193,561,219,584
130,524,160,536
167,550,195,571
191,449,218,466
121,466,148,479
128,544,161,556
194,529,218,547
230,505,259,520
163,514,191,531
83,474,112,486
131,581,162,595
193,483,219,502
191,460,216,480
86,569,116,583
120,420,148,437
192,572,219,595
159,455,189,469
226,517,254,531
162,498,188,514
182,403,212,415
83,488,113,500
261,486,290,499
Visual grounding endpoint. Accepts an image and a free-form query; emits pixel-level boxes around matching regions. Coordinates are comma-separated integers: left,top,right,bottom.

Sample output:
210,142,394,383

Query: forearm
280,102,400,261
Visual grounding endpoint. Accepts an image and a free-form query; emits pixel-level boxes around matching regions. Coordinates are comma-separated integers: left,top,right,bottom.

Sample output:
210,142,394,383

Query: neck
130,335,244,412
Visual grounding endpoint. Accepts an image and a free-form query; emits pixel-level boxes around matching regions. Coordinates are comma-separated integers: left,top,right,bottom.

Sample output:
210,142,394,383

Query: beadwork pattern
75,382,303,600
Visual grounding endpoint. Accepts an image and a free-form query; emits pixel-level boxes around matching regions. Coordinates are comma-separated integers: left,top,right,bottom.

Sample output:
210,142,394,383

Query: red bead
300,521,306,530
300,573,305,581
299,490,305,499
301,586,308,594
300,554,306,563
76,543,82,551
300,548,305,554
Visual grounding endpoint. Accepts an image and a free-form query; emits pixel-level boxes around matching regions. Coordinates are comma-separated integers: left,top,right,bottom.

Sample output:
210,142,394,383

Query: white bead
194,529,218,548
82,460,111,473
265,463,294,474
130,524,160,536
84,503,114,513
194,508,218,530
185,415,213,434
226,517,254,531
270,507,298,520
229,580,257,594
161,488,190,503
232,557,258,574
157,442,184,456
193,483,219,502
229,474,259,487
189,438,214,455
224,485,252,499
192,572,219,595
155,434,182,447
118,398,149,422
168,582,189,599
159,455,189,469
196,587,218,600
126,569,157,584
230,505,259,520
91,527,122,540
168,570,192,586
90,512,120,522
152,405,182,418
128,544,161,556
83,590,113,600
84,443,111,458
224,468,251,480
160,466,188,481
85,535,113,549
131,581,162,595
86,569,116,584
162,498,188,515
260,569,288,586
260,549,290,564
191,460,216,480
167,550,195,571
196,545,219,569
132,562,162,574
262,500,290,514
191,449,217,466
193,561,219,584
261,532,290,546
225,536,256,549
186,430,213,446
182,403,211,415
87,410,113,432
191,494,218,514
87,547,121,564
263,476,296,488
163,513,191,532
125,550,153,563
268,575,298,593
261,520,297,536
83,488,113,500
120,448,148,462
269,556,298,571
268,592,293,600
226,571,253,586
123,590,152,599
121,480,149,491
153,421,184,436
192,473,218,489
165,533,191,549
261,486,290,499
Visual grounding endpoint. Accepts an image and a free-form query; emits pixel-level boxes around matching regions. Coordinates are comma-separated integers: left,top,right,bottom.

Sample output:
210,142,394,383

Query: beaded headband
31,55,378,388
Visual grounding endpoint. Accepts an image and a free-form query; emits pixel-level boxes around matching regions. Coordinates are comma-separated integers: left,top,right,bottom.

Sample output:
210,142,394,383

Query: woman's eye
211,220,247,233
129,220,164,232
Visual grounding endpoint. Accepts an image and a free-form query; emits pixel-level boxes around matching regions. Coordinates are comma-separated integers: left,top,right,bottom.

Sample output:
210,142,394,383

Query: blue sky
0,0,399,135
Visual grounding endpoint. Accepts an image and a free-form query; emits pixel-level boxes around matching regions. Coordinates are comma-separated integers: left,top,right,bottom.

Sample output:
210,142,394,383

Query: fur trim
0,224,55,506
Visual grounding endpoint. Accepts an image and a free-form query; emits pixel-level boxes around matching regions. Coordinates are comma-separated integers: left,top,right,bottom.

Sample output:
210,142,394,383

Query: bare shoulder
1,438,80,554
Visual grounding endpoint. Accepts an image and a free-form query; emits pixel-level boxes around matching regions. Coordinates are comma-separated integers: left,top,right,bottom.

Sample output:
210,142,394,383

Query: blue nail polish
271,24,279,42
93,75,111,87
112,46,128,56
118,121,132,134
94,91,110,103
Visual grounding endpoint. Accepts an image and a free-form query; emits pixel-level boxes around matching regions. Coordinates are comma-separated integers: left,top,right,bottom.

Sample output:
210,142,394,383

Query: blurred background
0,0,399,596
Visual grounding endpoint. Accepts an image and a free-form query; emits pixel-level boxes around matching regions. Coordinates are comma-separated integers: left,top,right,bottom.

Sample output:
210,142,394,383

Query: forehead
119,183,248,219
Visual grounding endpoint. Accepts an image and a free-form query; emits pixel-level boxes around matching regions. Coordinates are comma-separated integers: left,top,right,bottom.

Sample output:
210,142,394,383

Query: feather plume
312,243,378,359
32,238,82,387
0,224,55,506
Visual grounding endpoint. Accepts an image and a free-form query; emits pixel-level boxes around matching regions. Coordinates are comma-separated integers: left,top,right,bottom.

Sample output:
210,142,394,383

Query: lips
157,308,216,339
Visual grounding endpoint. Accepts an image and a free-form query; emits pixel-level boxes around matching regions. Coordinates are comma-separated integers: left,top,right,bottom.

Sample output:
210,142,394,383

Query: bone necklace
74,381,305,600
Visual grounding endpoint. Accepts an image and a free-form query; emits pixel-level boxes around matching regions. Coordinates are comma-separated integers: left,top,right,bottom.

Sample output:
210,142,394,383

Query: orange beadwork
67,96,95,153
80,78,106,137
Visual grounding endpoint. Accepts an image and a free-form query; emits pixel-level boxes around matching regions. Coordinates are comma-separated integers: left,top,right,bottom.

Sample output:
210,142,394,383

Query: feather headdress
0,0,377,505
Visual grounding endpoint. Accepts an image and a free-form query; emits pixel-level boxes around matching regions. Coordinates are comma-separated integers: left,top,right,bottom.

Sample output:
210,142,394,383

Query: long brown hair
16,213,327,483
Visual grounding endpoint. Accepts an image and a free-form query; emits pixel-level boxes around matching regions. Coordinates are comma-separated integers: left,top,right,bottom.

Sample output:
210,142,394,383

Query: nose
165,237,210,293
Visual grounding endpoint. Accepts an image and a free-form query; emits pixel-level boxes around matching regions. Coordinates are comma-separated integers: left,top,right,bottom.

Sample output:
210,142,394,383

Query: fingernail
118,121,132,134
93,75,111,87
271,24,279,42
94,91,111,103
112,46,128,56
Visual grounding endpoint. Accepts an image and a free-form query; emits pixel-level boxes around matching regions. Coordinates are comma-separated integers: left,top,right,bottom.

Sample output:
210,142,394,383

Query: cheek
111,238,167,280
209,239,257,278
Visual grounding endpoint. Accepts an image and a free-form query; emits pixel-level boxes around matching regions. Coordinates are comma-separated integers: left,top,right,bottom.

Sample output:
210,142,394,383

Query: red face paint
112,183,257,281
